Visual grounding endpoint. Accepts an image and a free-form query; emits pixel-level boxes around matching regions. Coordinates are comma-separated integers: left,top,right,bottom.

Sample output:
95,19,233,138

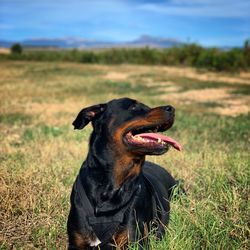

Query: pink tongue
137,133,182,151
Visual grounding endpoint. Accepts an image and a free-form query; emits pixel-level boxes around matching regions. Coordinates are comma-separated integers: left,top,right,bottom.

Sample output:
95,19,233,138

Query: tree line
3,41,250,72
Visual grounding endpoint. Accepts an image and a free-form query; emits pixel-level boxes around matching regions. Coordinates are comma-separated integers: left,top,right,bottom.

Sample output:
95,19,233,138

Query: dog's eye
129,103,139,111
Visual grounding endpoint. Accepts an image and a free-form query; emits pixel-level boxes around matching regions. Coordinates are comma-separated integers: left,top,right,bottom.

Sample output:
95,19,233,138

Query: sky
0,0,249,47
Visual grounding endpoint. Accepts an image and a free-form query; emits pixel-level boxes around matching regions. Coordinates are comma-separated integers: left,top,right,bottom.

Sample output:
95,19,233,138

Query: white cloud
138,0,250,18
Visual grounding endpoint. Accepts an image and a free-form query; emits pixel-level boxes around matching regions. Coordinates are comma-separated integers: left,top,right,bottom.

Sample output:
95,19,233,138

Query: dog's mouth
124,123,181,154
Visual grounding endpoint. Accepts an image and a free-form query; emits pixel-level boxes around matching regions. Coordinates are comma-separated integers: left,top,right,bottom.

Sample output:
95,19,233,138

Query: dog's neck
86,133,145,187
81,138,143,210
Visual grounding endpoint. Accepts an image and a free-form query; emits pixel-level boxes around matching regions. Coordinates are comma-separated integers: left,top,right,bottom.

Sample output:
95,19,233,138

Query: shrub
11,43,23,54
2,41,250,72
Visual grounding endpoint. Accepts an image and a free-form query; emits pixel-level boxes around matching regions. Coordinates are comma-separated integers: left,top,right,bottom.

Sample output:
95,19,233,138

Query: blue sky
0,0,249,46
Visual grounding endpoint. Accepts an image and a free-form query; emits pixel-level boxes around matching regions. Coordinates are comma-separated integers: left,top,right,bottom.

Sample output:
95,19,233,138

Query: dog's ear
72,103,107,129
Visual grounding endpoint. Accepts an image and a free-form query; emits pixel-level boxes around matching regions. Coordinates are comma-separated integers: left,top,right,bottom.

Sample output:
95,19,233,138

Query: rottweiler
67,97,182,249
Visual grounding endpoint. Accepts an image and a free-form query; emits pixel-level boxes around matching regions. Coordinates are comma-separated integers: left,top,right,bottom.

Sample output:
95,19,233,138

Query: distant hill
127,35,182,48
0,35,183,49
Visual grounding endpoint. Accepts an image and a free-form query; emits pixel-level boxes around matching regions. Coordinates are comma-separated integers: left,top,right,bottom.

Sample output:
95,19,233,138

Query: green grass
198,102,225,108
230,85,250,95
0,113,32,125
22,125,66,142
0,61,249,249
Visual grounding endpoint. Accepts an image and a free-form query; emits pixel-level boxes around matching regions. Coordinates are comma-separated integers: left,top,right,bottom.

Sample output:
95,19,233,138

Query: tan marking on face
113,108,168,143
111,108,167,186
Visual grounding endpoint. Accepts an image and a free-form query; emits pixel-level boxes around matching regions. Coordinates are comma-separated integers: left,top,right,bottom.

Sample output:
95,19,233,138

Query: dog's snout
164,105,175,114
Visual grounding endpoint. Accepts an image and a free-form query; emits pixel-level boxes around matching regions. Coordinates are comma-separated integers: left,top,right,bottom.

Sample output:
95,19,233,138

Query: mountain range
0,35,183,49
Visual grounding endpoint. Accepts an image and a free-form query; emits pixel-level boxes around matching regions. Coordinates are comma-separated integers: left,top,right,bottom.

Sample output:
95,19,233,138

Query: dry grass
0,61,249,249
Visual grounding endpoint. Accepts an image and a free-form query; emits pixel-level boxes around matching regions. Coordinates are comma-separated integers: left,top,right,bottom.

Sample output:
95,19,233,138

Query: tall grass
0,61,249,249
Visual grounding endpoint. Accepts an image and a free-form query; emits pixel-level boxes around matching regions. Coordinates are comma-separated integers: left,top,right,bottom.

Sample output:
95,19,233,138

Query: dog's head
73,98,181,156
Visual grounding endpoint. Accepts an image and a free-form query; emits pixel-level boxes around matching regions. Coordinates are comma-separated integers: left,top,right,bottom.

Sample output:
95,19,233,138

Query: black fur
67,98,182,249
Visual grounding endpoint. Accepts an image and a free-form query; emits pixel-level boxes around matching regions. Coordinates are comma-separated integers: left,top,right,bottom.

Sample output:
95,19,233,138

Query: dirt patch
104,72,128,81
165,88,232,102
0,48,10,54
161,87,250,116
146,81,181,92
162,66,250,85
147,80,250,116
25,101,79,115
213,99,250,116
24,98,89,125
102,65,250,85
239,72,250,80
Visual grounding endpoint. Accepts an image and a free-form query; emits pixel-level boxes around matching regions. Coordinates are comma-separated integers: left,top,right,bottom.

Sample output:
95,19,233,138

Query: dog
67,97,182,249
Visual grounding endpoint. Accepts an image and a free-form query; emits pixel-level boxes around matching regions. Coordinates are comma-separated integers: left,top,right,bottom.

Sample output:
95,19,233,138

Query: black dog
67,98,182,249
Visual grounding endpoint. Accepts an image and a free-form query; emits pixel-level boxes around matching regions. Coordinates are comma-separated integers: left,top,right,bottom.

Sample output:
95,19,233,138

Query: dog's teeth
158,138,162,143
135,136,144,141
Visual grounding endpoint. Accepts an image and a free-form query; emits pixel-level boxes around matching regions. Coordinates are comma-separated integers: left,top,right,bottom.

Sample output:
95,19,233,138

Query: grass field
0,61,249,249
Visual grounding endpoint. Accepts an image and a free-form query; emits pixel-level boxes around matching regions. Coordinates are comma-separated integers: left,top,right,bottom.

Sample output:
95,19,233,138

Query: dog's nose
164,105,175,113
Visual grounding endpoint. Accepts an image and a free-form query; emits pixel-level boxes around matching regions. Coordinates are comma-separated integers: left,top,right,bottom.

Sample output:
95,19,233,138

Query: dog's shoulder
143,161,176,184
142,161,178,198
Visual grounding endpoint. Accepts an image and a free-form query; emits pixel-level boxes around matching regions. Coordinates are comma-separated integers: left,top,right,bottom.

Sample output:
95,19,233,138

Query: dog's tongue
138,133,182,151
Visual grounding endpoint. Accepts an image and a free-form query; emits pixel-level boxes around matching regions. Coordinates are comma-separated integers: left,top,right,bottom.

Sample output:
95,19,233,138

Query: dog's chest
89,236,101,247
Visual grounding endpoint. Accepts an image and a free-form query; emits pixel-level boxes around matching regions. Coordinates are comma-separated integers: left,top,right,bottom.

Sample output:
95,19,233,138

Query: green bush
2,40,250,72
11,43,23,54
